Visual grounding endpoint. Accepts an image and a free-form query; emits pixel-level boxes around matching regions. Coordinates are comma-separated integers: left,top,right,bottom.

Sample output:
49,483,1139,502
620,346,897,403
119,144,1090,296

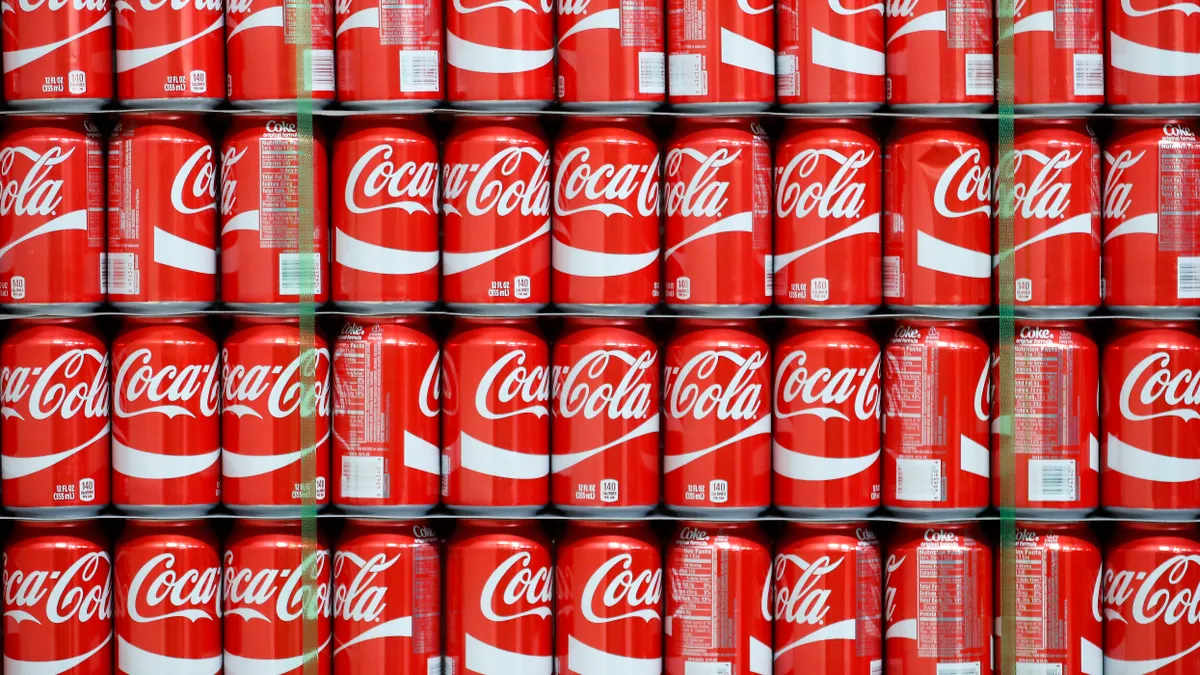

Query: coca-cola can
1,318,110,517
1102,320,1200,518
2,0,112,109
666,0,774,111
446,0,553,108
220,115,330,311
3,521,112,673
774,320,881,517
112,317,221,515
665,522,773,675
884,0,994,112
1013,0,1104,113
334,0,443,108
557,0,664,109
226,0,335,108
883,320,991,518
115,0,225,108
1103,118,1200,316
884,523,993,675
1107,0,1200,112
107,113,219,313
998,120,1101,316
0,116,105,314
332,115,440,311
775,0,884,111
997,522,1102,675
556,521,663,674
115,520,222,674
665,118,772,315
221,317,331,515
333,315,441,515
774,118,882,315
223,520,333,674
551,317,660,515
664,318,771,517
773,522,882,675
442,317,550,514
992,320,1099,517
442,116,551,313
445,520,554,675
333,520,441,674
884,119,992,315
552,116,661,313
1104,522,1200,673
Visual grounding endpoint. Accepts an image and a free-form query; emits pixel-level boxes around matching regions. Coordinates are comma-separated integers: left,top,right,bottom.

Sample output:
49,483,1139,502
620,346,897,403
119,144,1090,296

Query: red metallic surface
445,0,553,106
884,0,994,110
334,0,443,107
1107,0,1200,110
115,0,224,106
1013,0,1104,110
225,0,335,106
666,0,774,108
775,0,884,110
556,0,664,108
2,0,112,107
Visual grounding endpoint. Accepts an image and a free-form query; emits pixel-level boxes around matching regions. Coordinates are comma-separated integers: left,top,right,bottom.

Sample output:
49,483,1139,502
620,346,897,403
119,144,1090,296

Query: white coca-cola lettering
419,352,440,419
127,553,220,623
1119,352,1200,422
773,350,879,421
893,325,920,341
0,146,73,218
775,149,872,220
1165,123,1196,138
132,0,221,10
664,148,740,219
344,144,438,215
333,552,397,624
1,349,109,421
170,145,218,216
479,552,553,623
226,0,251,11
974,357,991,423
553,349,655,420
1011,149,1081,221
221,348,331,419
475,349,550,421
222,550,332,622
678,527,709,542
115,348,220,419
554,148,659,219
443,148,551,219
923,529,958,543
773,554,841,626
557,0,589,13
219,146,248,217
1105,555,1200,626
885,0,919,18
666,350,767,421
933,149,992,220
1103,150,1145,222
883,554,903,624
1018,326,1052,341
4,551,112,624
17,0,105,10
580,554,661,624
265,120,297,135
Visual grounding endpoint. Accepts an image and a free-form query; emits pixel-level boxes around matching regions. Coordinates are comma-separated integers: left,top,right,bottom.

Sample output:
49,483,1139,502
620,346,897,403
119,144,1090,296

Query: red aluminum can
665,118,772,315
551,317,660,515
774,118,883,315
332,115,440,311
221,317,331,515
998,522,1103,675
2,0,112,109
223,520,333,674
446,0,553,107
1103,118,1200,316
1102,320,1200,518
1107,0,1200,112
773,320,881,516
220,116,330,310
775,0,884,111
665,522,773,675
884,523,993,675
884,0,994,112
1013,0,1104,112
445,520,554,675
1104,522,1200,674
107,113,219,312
664,318,771,516
3,521,112,674
112,317,221,515
442,317,550,514
557,0,664,109
442,116,551,313
883,320,991,517
552,116,661,313
115,0,225,107
1,318,109,516
884,119,992,314
666,0,774,110
334,0,443,108
991,321,1099,517
773,523,882,675
333,520,441,674
0,116,105,314
226,0,335,108
555,521,663,674
115,520,222,675
332,315,441,515
998,120,1101,315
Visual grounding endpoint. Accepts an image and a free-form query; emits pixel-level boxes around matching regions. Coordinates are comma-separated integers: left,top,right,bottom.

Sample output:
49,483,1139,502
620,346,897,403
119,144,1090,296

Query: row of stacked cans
13,0,1200,111
17,516,1200,675
7,312,1200,519
7,112,1200,316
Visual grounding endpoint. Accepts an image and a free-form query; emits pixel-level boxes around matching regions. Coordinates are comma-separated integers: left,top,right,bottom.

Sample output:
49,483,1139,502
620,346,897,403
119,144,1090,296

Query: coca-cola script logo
16,0,106,11
223,550,332,622
125,553,220,623
665,350,767,421
480,552,553,622
1104,555,1200,626
0,146,73,219
443,148,550,219
664,148,740,219
219,146,248,217
118,0,221,10
678,526,709,542
554,148,659,219
3,551,112,625
1007,149,1082,221
221,348,331,419
332,552,397,624
475,349,549,421
773,350,879,422
1103,149,1145,222
773,554,841,626
552,349,655,421
451,0,552,15
1120,0,1200,17
883,554,903,624
114,348,220,420
775,149,873,220
934,149,991,219
1,349,110,421
171,146,218,216
1119,352,1200,422
344,144,439,215
884,0,919,18
419,352,440,418
580,554,661,624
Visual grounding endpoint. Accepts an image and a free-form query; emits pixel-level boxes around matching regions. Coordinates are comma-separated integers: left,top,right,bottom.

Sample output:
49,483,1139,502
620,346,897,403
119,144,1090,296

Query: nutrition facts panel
917,547,982,659
1014,546,1067,659
675,544,718,653
1159,139,1200,254
259,136,300,248
1014,342,1074,452
892,345,942,451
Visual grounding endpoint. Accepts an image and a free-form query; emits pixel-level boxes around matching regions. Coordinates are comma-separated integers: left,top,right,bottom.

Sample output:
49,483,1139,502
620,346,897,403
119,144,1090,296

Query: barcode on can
684,662,732,675
309,49,335,91
1028,459,1076,502
1072,54,1104,96
669,53,706,96
340,456,386,499
1015,664,1063,675
106,252,139,296
401,49,440,93
936,664,981,675
964,53,993,96
883,256,902,298
426,657,443,675
776,54,798,96
638,51,665,94
870,661,882,675
1179,257,1200,299
278,252,322,296
765,254,774,297
895,458,942,502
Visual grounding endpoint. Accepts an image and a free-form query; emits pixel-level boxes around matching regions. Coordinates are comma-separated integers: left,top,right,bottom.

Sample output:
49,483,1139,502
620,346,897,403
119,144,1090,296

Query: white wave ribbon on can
665,212,753,259
551,416,659,473
154,227,217,275
558,8,619,43
1103,213,1158,243
221,430,331,479
226,6,283,39
3,13,112,72
224,638,332,675
566,636,660,675
336,7,378,35
443,221,551,275
112,437,220,480
335,227,439,275
5,634,112,675
663,415,771,473
1081,637,1102,675
1,423,110,479
772,213,880,271
117,636,222,675
1105,638,1200,675
117,15,225,72
457,431,549,479
884,618,916,640
1106,432,1200,483
551,239,658,278
403,431,440,475
1110,32,1200,76
916,230,991,279
810,28,883,75
774,619,857,659
720,29,775,75
465,634,552,675
447,32,554,74
221,210,261,235
960,435,990,478
886,10,945,45
0,209,88,261
772,441,879,481
991,214,1094,267
333,616,412,655
749,636,772,675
